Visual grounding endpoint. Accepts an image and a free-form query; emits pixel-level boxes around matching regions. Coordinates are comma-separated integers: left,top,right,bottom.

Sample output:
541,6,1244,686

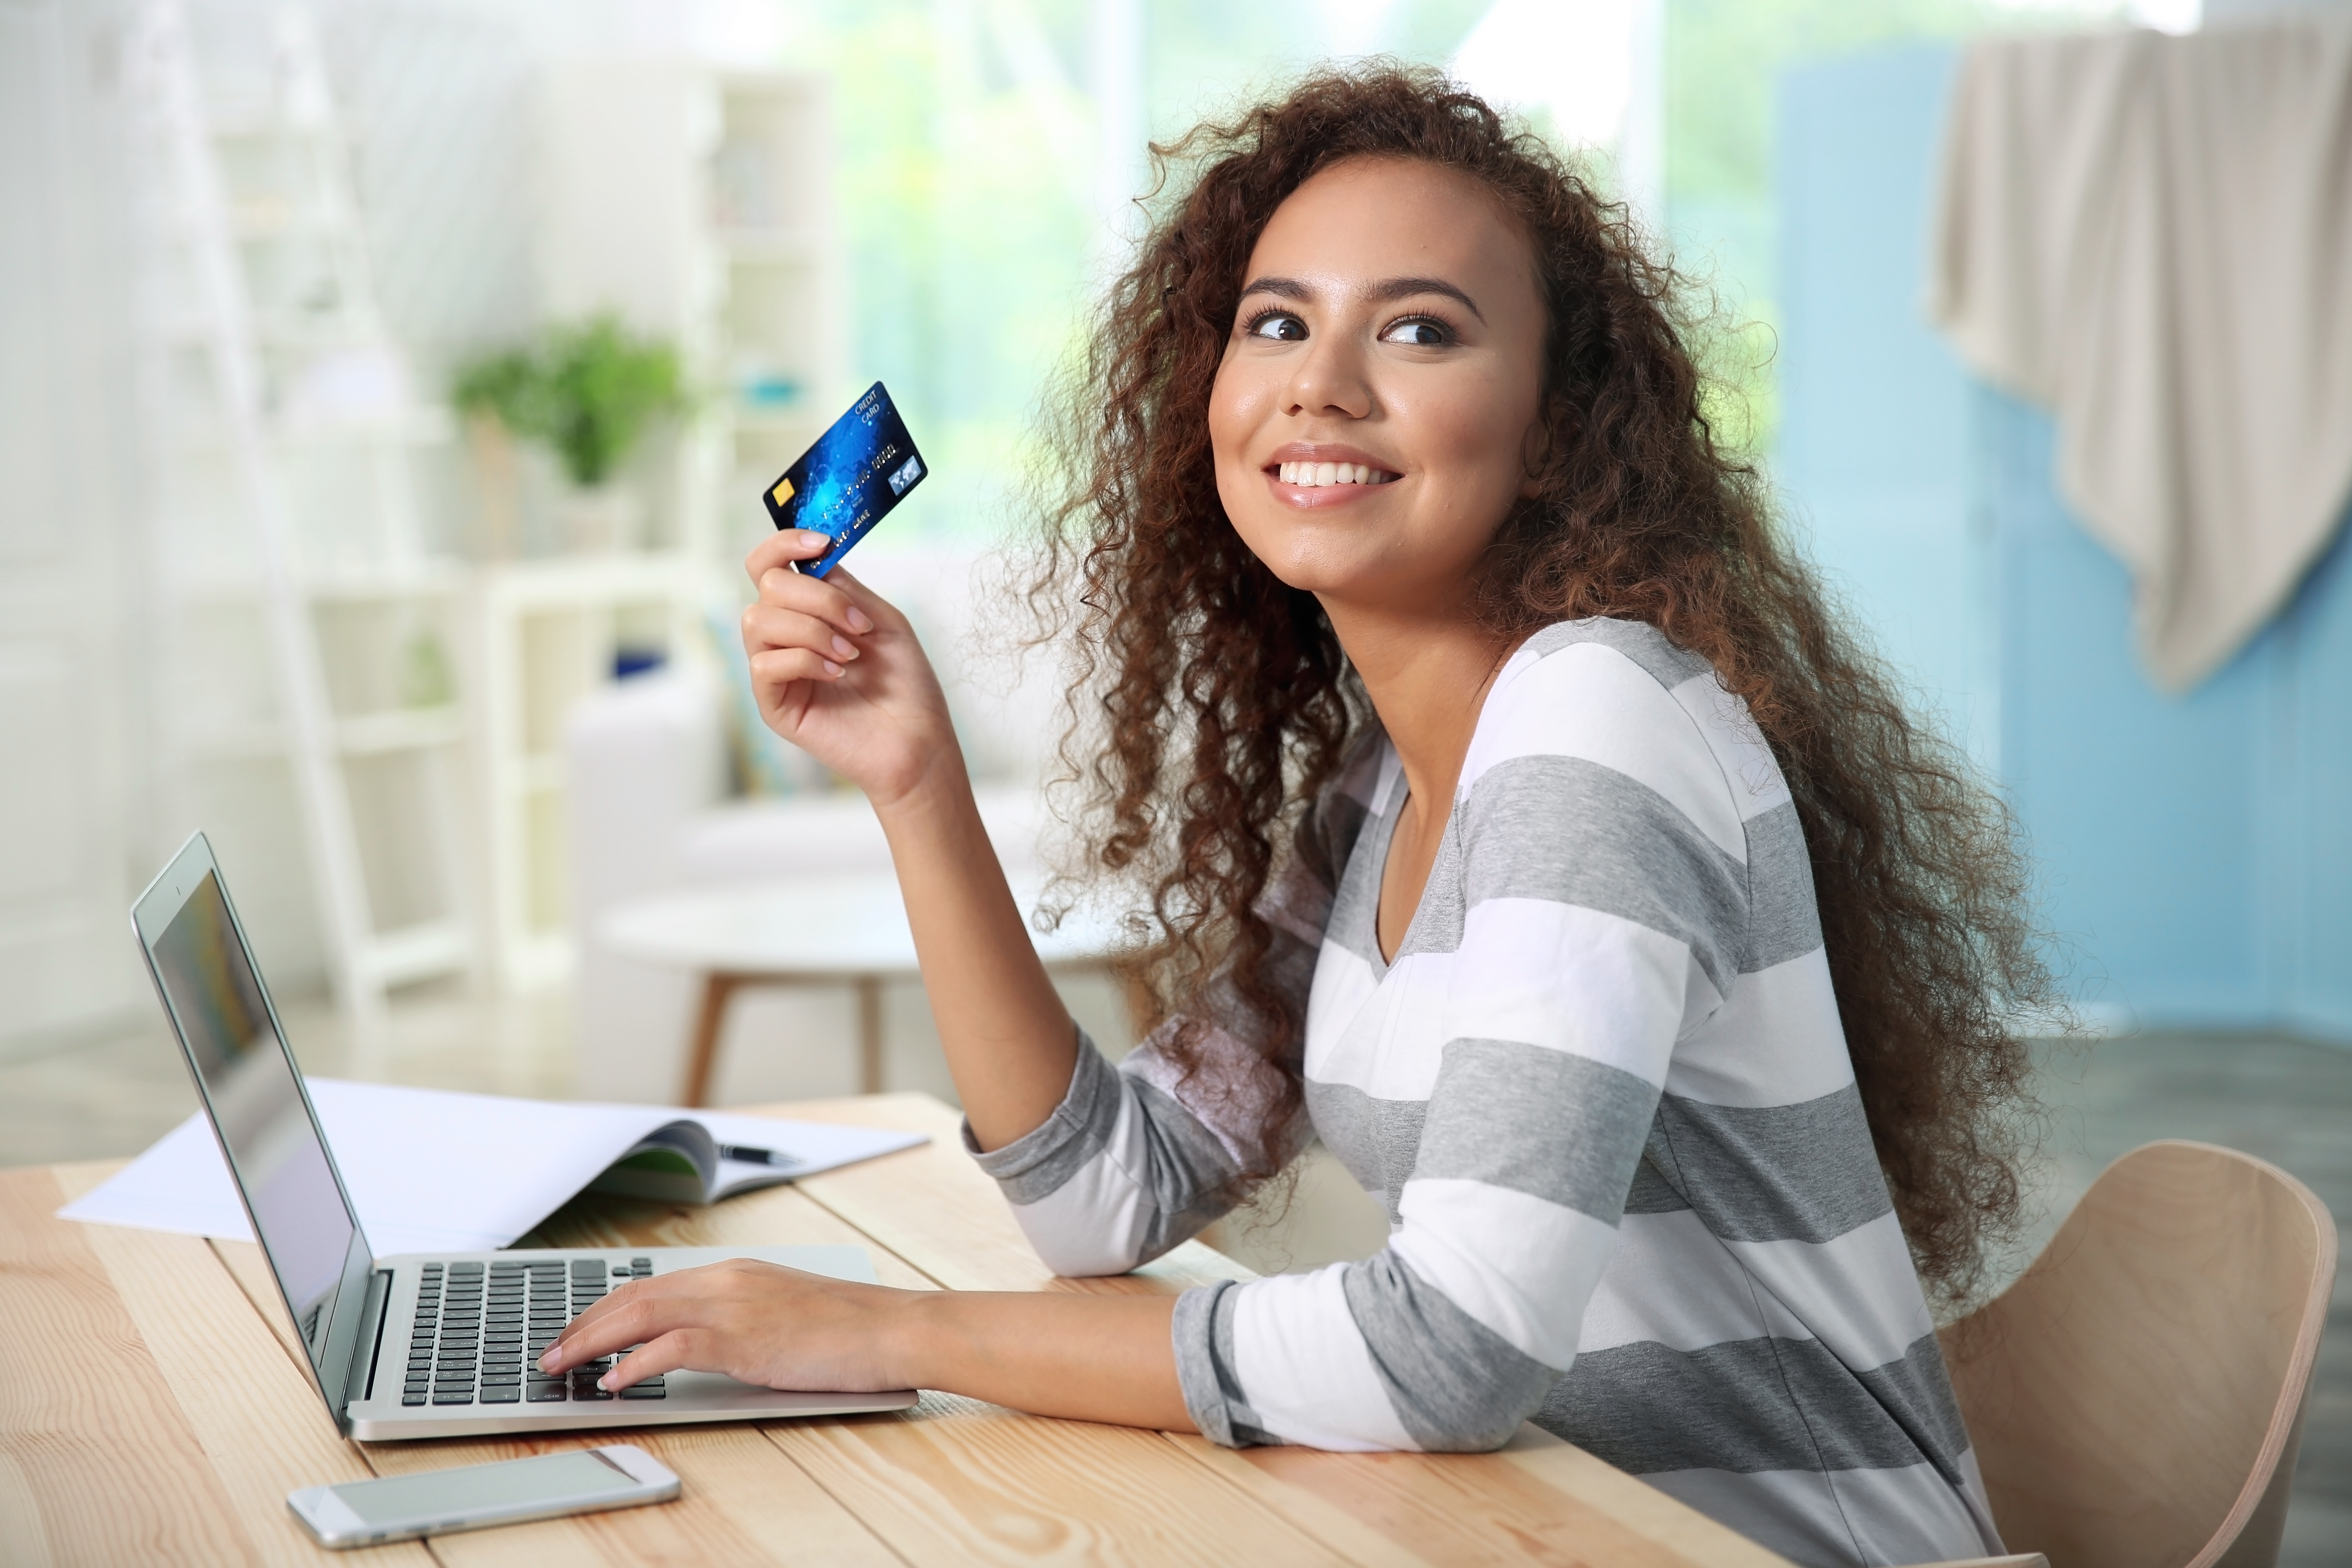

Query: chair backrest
1939,1140,2336,1568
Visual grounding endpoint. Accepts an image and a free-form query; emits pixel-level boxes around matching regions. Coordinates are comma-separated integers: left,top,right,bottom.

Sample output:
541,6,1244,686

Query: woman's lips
1274,459,1399,488
1261,443,1401,506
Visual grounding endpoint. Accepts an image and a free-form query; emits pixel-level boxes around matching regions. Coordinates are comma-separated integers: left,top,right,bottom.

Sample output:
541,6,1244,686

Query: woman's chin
1248,541,1419,604
1241,535,1354,594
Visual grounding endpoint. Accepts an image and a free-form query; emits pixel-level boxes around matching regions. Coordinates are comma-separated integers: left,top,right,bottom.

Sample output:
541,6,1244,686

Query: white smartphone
287,1444,679,1548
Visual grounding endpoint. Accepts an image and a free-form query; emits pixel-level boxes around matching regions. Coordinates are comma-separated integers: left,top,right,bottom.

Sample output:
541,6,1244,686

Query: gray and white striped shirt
970,619,2002,1568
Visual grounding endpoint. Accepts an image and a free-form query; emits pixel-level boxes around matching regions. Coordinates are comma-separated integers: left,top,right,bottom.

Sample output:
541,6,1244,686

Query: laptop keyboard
399,1256,657,1407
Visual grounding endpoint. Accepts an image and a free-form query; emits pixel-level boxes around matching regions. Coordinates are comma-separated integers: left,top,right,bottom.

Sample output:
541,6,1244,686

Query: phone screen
334,1450,639,1526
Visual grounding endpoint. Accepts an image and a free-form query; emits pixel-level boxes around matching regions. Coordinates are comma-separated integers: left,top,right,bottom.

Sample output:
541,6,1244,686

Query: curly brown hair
1027,63,2053,1310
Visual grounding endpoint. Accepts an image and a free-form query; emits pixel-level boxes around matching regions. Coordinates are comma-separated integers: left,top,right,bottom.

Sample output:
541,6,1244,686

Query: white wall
0,0,154,1050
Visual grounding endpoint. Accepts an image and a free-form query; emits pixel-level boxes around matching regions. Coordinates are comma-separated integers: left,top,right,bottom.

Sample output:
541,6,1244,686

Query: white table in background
602,872,1133,1105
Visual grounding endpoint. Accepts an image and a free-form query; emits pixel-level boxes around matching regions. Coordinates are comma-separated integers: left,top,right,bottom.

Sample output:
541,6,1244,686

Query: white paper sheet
56,1078,927,1256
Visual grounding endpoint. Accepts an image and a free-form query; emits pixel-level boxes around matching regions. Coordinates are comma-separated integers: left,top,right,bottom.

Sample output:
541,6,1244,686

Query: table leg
681,972,742,1108
855,974,884,1095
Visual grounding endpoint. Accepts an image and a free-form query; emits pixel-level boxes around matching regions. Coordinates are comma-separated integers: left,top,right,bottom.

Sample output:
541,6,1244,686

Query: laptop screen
151,869,358,1366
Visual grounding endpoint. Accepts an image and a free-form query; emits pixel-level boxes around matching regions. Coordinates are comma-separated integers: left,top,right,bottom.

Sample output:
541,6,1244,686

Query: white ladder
127,0,472,1031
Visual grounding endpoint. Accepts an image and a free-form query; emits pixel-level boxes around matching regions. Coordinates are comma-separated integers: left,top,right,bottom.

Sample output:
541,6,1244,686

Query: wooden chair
1936,1140,2338,1568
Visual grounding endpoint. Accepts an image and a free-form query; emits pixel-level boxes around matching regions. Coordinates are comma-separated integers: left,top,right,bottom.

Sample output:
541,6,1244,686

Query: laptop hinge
342,1268,392,1412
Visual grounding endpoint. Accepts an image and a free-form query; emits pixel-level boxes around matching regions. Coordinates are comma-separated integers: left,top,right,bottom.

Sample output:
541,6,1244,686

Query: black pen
717,1144,803,1169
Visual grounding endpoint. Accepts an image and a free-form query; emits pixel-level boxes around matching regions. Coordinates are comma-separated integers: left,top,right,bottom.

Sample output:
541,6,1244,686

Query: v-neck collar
1343,634,1535,982
1359,744,1412,980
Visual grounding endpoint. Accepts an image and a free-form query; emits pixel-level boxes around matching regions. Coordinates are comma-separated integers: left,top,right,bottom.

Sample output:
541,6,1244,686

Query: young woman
542,68,2049,1568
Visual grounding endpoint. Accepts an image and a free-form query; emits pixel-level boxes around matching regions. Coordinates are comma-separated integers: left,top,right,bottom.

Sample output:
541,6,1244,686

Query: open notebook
59,1078,927,1255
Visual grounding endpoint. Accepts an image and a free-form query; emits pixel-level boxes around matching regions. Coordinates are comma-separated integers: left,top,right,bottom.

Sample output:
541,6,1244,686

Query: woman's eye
1243,311,1307,342
1381,317,1451,347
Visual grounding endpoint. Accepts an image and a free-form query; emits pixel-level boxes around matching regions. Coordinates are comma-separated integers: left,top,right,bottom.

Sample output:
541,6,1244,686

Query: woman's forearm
545,1257,1197,1434
889,1289,1196,1431
736,539,1077,1150
871,762,1082,1151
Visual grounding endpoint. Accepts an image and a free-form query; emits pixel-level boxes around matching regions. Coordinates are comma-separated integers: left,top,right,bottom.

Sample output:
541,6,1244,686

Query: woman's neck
1321,594,1512,810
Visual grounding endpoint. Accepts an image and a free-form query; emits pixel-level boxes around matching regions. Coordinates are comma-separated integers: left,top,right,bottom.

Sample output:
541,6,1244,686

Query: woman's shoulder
1508,616,1718,693
1474,616,1722,750
1465,617,1788,863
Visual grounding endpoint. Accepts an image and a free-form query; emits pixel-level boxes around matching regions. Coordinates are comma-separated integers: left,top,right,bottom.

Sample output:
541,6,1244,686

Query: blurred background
2,0,2347,1556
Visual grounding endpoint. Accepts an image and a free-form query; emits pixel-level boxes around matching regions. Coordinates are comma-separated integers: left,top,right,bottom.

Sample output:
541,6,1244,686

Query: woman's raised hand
740,530,960,810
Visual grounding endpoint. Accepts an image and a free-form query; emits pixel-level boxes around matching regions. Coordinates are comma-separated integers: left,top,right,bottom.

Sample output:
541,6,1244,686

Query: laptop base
345,1245,918,1441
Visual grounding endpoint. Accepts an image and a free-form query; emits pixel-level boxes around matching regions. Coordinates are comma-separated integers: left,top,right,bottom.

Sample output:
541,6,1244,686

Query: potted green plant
454,314,686,553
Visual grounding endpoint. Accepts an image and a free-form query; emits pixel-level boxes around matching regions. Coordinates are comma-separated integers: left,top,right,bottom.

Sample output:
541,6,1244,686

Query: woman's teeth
1277,461,1396,488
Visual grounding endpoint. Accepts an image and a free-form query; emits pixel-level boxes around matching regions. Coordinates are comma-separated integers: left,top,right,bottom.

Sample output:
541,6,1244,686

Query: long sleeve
964,739,1387,1278
1173,626,1751,1452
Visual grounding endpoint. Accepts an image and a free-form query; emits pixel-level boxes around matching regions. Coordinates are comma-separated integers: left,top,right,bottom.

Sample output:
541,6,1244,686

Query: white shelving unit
458,61,843,991
468,556,705,991
533,60,845,564
708,71,849,564
131,0,474,1025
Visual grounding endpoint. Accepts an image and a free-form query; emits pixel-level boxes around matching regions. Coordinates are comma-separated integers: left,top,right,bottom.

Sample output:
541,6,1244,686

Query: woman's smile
1267,441,1402,504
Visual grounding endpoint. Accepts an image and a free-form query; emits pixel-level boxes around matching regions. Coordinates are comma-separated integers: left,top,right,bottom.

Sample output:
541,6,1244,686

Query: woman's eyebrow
1370,276,1484,323
1238,275,1314,303
1235,274,1486,324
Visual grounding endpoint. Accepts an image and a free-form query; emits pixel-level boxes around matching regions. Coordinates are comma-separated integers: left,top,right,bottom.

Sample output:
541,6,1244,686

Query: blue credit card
761,381,927,577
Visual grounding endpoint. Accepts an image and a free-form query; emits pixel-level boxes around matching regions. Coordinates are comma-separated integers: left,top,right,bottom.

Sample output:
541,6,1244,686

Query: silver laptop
132,832,919,1440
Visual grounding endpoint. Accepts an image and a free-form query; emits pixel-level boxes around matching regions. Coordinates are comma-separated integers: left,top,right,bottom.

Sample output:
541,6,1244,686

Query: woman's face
1207,156,1548,613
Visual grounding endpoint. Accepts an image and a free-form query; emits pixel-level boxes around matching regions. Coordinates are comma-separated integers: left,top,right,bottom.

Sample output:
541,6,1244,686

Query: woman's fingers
541,1261,793,1372
745,529,875,630
751,646,846,690
815,566,898,635
750,562,875,635
742,604,862,665
744,528,832,584
599,1327,713,1392
744,534,883,635
539,1279,675,1374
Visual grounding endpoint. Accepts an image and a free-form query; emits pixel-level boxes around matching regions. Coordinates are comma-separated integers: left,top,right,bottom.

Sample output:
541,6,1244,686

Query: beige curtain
1927,21,2352,691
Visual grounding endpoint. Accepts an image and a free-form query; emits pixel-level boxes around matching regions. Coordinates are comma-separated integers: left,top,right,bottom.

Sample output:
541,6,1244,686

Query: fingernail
846,607,874,633
599,1373,616,1391
820,658,843,677
831,635,857,659
795,530,829,548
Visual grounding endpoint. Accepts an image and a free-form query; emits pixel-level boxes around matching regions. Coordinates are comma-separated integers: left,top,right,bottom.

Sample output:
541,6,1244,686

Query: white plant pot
557,486,644,554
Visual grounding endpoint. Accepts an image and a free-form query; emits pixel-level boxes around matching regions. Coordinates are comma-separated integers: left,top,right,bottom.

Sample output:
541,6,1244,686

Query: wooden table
1,1091,1792,1567
602,876,1134,1106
